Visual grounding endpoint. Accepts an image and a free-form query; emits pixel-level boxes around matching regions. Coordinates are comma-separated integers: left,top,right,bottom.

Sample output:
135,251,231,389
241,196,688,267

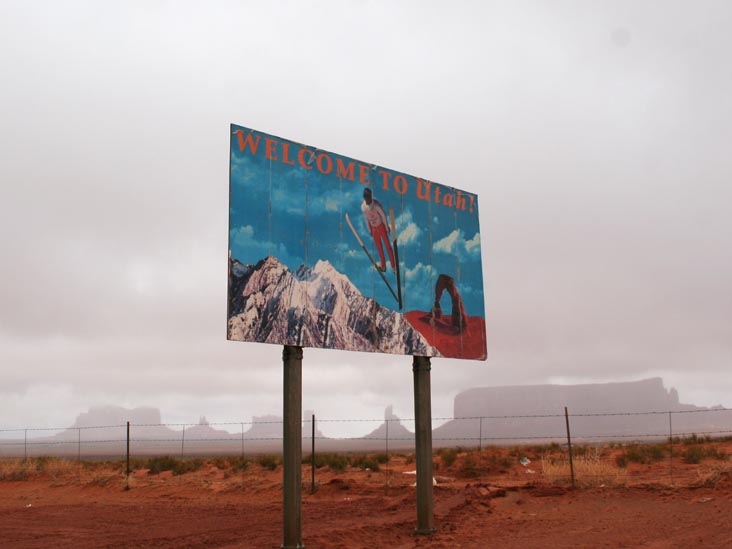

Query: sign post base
282,345,305,549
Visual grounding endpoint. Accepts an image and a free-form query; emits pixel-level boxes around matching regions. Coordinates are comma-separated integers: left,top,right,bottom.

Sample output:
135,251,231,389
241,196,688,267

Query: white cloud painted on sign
434,230,481,258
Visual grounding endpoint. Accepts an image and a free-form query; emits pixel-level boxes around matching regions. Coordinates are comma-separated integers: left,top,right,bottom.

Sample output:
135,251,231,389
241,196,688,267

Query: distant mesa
72,405,161,428
434,377,732,443
454,377,688,417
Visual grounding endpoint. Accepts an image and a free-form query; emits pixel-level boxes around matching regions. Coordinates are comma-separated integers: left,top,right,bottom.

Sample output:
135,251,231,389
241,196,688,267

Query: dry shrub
0,457,80,481
438,448,459,468
256,454,280,471
615,443,666,467
36,457,80,478
542,448,627,488
0,459,30,481
144,456,204,476
349,454,380,472
694,462,732,488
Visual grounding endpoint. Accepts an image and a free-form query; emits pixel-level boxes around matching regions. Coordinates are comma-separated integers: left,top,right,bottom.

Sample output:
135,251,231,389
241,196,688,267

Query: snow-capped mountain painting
228,256,439,356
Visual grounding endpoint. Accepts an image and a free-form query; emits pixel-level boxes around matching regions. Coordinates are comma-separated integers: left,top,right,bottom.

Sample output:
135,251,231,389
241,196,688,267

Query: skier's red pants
371,224,396,270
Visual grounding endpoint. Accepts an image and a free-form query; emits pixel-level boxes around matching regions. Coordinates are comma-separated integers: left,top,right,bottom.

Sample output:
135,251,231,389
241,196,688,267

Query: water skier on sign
361,188,396,273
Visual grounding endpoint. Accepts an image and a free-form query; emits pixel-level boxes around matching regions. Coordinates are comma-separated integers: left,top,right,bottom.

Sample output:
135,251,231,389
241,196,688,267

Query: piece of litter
25,504,32,508
520,457,531,466
699,497,713,503
403,470,417,475
526,469,536,474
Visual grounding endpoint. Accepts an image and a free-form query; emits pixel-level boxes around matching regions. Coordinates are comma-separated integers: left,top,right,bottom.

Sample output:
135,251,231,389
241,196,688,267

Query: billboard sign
228,124,486,360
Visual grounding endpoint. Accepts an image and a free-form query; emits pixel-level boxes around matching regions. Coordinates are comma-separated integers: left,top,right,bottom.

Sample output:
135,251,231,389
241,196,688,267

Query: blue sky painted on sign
229,126,485,317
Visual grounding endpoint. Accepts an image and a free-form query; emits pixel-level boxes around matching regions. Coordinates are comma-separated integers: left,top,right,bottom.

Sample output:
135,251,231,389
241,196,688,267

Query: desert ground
1,441,731,548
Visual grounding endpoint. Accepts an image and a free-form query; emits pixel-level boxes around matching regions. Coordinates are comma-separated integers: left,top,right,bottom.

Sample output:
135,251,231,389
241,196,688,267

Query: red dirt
1,449,731,548
405,311,487,360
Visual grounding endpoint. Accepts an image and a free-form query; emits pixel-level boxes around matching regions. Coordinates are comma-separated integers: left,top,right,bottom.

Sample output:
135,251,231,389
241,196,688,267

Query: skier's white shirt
361,199,388,229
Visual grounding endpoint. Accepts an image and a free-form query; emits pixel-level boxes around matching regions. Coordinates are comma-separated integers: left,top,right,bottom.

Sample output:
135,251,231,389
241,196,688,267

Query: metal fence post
126,421,130,491
77,428,81,462
668,411,673,484
479,416,483,481
564,407,576,489
311,414,316,494
385,416,390,492
180,424,186,459
479,416,483,452
24,429,27,461
241,422,245,459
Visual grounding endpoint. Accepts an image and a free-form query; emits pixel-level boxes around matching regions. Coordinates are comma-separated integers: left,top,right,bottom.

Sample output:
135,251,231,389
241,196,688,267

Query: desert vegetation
1,435,729,489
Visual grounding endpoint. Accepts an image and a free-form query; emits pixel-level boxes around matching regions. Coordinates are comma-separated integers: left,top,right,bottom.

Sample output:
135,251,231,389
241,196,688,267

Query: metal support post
413,355,435,535
282,345,305,549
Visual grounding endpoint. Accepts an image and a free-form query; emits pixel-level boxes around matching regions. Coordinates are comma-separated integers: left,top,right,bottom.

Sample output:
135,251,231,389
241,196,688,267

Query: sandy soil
1,447,731,548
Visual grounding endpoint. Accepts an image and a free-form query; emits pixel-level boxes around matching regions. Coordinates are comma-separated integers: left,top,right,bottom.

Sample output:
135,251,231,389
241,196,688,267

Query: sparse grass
212,457,229,470
543,448,626,488
695,462,732,487
0,459,31,481
142,456,205,476
0,457,82,481
34,456,79,476
683,445,728,464
615,443,667,467
484,451,512,470
2,437,728,488
683,445,705,464
303,453,348,472
572,445,592,457
705,446,729,460
213,456,249,472
677,433,712,445
458,453,480,477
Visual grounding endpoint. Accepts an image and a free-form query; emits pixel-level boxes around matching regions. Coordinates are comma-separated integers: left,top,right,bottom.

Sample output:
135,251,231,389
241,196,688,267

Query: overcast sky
1,1,730,435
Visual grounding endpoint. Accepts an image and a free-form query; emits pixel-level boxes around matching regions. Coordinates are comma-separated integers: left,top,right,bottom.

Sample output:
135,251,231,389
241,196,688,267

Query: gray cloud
1,1,731,431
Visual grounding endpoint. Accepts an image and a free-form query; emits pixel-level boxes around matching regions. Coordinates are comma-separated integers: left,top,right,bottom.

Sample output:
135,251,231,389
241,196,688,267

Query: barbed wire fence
1,407,731,488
